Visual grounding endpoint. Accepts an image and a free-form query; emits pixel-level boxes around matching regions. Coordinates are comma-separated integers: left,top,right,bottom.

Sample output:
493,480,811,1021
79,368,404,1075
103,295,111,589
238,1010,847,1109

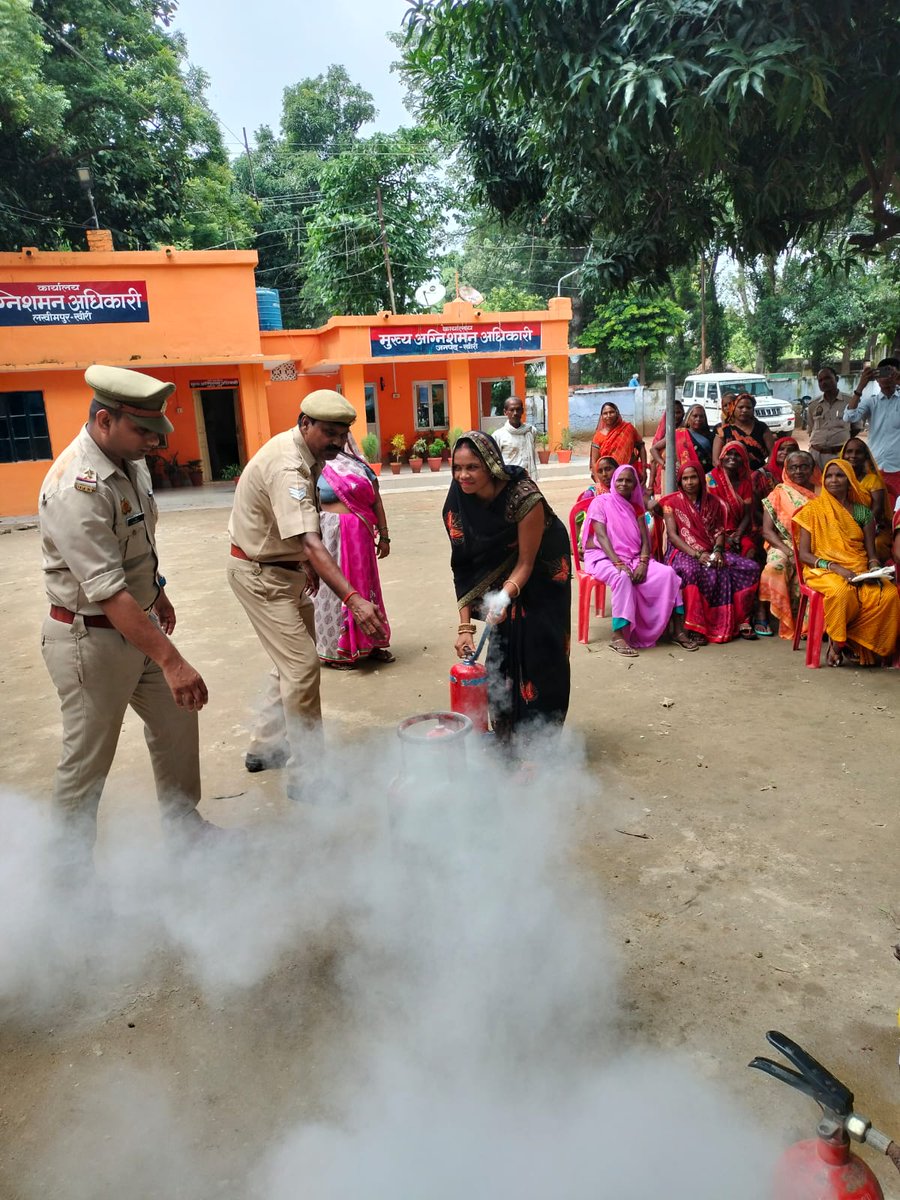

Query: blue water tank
256,287,284,331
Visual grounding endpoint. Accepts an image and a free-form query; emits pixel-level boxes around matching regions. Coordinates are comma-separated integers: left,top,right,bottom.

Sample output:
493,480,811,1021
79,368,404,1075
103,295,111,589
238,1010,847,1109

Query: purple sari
314,456,391,663
582,465,682,648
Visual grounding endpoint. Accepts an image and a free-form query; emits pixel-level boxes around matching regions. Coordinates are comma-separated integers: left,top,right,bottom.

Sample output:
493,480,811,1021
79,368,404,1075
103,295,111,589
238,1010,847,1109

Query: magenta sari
581,465,683,647
314,457,391,663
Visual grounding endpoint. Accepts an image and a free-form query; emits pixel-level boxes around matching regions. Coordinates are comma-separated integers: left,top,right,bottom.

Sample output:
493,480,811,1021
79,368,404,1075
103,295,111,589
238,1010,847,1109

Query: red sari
592,418,643,467
708,441,759,558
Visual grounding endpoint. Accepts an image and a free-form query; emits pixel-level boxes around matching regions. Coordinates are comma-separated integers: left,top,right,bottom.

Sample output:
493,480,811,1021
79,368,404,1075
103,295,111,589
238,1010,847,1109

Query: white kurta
493,422,539,478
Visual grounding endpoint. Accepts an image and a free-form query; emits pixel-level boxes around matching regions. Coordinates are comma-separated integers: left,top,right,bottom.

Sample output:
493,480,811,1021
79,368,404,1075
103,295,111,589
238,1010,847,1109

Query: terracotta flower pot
390,462,401,475
537,450,551,465
556,450,572,464
189,470,203,486
427,457,442,472
368,461,382,476
409,457,424,474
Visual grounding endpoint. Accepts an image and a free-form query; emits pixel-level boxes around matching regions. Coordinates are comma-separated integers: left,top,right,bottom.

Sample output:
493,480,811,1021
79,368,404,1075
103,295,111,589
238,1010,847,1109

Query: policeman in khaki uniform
227,390,386,799
40,365,222,868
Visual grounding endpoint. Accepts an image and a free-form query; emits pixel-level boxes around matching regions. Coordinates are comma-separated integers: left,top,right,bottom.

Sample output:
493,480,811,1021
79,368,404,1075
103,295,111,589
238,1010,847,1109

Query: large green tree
403,0,900,288
579,293,686,383
0,0,253,250
302,127,449,316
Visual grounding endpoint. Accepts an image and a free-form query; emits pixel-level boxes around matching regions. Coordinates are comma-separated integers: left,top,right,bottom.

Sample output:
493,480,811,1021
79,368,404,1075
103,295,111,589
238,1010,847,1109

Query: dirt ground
1,473,898,1196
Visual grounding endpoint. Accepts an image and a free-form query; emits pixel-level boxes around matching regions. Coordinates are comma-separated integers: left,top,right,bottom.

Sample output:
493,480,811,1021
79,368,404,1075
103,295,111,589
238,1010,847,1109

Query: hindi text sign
0,281,150,326
369,322,542,358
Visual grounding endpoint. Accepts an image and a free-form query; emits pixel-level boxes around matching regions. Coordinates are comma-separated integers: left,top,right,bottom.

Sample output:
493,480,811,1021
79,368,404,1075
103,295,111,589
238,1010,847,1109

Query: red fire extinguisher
749,1030,900,1198
449,625,490,733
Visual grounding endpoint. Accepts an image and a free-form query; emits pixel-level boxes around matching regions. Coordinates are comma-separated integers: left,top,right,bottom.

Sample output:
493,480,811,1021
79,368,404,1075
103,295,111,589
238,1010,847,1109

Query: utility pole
699,254,707,370
376,187,397,314
242,127,259,202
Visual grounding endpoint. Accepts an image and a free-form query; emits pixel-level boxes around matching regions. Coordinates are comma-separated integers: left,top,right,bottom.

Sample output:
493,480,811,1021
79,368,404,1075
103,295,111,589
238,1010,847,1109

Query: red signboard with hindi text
0,281,150,327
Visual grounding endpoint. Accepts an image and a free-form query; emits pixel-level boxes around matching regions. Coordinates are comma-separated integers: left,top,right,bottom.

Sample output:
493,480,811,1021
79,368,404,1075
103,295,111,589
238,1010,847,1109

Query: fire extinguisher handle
748,1030,854,1117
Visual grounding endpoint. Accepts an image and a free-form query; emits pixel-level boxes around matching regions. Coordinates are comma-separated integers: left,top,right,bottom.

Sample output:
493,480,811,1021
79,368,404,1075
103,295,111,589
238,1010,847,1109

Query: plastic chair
568,499,607,644
791,529,825,667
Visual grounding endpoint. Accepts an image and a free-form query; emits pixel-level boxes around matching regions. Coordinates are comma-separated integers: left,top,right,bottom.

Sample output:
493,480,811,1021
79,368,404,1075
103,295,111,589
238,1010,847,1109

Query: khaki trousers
40,614,200,860
808,446,845,472
226,560,322,788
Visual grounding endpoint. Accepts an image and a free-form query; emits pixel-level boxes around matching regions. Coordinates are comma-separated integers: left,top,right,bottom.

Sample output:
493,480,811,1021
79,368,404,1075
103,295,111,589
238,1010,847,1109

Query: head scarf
720,392,738,424
583,465,645,557
792,458,870,573
766,437,800,484
444,431,541,609
660,461,724,553
711,439,754,522
839,437,890,521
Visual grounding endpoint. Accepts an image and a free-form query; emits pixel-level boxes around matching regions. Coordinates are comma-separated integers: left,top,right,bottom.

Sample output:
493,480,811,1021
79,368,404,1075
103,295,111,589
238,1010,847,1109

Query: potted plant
427,437,446,471
164,452,187,487
409,437,427,474
556,428,574,465
361,432,382,476
389,433,407,475
536,432,551,465
146,452,169,489
220,463,242,482
185,459,204,486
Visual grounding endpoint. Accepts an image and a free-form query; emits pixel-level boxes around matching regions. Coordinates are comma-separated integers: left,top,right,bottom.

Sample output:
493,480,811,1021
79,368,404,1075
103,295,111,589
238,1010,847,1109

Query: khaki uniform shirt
809,391,857,451
39,426,160,614
228,427,320,561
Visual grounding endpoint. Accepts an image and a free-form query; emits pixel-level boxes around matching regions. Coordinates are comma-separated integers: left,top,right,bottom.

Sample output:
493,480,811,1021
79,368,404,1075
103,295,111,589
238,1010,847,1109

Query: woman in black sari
443,431,571,740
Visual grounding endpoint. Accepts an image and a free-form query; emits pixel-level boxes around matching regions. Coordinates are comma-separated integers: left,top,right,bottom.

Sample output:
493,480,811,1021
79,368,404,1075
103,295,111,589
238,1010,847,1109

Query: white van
681,373,795,435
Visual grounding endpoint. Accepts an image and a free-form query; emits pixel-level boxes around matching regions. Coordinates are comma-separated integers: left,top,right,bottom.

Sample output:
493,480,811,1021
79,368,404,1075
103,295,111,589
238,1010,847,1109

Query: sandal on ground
322,659,356,670
826,642,844,668
673,633,700,651
689,633,708,646
753,621,774,637
609,639,639,657
738,623,758,640
369,648,396,663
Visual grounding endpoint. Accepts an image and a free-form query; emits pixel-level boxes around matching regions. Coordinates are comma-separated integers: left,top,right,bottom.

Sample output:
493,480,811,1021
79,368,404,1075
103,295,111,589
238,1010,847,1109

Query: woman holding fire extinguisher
443,431,572,742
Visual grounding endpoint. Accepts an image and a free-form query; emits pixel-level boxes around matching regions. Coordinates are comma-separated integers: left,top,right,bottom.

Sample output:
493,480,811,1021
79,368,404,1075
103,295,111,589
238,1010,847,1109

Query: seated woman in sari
754,436,800,498
707,441,761,560
839,437,893,562
648,400,685,493
673,404,714,474
755,449,817,639
445,432,571,741
662,462,762,643
582,465,695,655
712,393,774,470
314,446,393,668
590,402,648,486
793,459,900,667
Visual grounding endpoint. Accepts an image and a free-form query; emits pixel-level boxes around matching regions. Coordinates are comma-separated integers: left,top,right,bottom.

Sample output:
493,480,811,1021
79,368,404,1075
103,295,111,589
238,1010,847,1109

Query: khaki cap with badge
300,390,357,425
86,364,175,435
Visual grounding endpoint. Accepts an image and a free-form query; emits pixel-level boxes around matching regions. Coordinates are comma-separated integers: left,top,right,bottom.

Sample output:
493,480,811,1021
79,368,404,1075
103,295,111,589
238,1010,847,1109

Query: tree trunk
841,341,852,376
639,348,646,385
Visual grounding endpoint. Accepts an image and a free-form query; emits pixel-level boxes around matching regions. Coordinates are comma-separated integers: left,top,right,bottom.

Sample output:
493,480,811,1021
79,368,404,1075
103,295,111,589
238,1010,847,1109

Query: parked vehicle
681,373,795,435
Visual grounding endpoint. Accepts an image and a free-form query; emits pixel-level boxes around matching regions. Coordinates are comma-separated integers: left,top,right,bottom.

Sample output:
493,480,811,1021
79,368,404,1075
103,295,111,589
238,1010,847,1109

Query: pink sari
314,456,391,663
582,465,682,647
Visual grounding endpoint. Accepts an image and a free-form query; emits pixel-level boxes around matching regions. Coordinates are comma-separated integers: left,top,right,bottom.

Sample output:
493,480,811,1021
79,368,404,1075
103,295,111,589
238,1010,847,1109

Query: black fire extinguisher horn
749,1030,899,1166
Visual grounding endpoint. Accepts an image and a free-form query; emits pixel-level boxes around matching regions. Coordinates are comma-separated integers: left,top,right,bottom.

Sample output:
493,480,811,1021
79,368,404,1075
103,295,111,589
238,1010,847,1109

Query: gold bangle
503,578,521,598
457,622,476,633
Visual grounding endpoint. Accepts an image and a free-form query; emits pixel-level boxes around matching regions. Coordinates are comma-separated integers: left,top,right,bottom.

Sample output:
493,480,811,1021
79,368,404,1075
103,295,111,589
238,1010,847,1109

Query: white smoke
0,726,776,1198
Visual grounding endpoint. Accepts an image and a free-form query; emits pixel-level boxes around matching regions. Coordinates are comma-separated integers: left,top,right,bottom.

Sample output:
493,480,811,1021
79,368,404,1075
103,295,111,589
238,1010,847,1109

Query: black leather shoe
245,751,288,773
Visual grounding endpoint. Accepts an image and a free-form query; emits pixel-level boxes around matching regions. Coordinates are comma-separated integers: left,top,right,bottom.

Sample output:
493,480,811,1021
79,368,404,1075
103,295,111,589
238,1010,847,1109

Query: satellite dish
459,283,484,304
414,279,446,308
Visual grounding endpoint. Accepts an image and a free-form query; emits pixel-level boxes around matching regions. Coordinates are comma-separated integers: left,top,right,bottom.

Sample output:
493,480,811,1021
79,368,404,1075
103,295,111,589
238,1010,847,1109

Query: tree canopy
0,0,254,251
402,0,900,288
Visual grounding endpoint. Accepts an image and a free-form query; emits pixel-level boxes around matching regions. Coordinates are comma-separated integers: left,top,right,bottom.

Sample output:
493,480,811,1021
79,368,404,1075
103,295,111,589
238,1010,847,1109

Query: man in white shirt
492,396,539,478
843,357,900,507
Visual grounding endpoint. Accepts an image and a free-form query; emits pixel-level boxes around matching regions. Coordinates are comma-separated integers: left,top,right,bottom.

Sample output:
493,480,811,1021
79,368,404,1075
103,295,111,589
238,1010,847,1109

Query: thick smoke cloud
1,727,775,1198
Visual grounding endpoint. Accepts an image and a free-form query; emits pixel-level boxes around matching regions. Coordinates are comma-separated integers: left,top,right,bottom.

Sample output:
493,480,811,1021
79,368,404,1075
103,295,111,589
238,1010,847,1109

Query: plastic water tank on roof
256,287,283,331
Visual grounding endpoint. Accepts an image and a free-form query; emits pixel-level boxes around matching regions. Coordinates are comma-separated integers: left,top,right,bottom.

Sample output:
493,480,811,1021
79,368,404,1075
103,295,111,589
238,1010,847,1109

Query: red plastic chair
569,499,607,644
791,529,825,667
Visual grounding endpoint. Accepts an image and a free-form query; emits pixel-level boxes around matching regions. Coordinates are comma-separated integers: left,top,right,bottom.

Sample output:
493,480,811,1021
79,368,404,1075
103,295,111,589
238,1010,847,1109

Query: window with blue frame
0,391,52,463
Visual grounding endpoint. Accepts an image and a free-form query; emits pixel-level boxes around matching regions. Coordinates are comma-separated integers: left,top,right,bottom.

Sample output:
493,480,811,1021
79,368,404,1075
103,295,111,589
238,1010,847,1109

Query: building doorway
193,384,244,481
365,382,379,441
477,377,514,431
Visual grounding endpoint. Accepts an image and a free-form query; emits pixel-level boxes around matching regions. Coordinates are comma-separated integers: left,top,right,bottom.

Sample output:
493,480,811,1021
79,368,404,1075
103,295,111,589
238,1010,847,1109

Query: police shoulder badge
121,498,132,515
74,468,98,494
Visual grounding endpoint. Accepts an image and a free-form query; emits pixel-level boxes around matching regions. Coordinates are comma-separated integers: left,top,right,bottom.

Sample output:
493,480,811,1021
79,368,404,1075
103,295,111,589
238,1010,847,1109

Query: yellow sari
760,481,815,639
839,442,892,561
793,460,900,661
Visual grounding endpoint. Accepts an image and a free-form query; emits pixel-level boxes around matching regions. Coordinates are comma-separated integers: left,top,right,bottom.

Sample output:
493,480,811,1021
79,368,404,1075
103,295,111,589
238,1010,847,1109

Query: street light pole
556,267,581,296
76,165,100,229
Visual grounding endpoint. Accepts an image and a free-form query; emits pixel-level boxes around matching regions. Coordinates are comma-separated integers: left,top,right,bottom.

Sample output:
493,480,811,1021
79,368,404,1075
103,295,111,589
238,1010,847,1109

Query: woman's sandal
609,639,639,657
826,642,844,668
738,623,758,640
369,648,396,663
673,633,700,651
753,621,774,637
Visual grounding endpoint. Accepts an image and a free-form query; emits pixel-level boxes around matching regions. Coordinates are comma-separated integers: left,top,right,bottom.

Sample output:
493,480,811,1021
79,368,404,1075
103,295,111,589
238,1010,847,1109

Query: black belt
230,545,303,571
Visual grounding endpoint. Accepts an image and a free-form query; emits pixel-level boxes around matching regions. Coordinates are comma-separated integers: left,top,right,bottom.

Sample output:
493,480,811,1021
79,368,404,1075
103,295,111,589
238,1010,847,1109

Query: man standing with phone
843,357,900,507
